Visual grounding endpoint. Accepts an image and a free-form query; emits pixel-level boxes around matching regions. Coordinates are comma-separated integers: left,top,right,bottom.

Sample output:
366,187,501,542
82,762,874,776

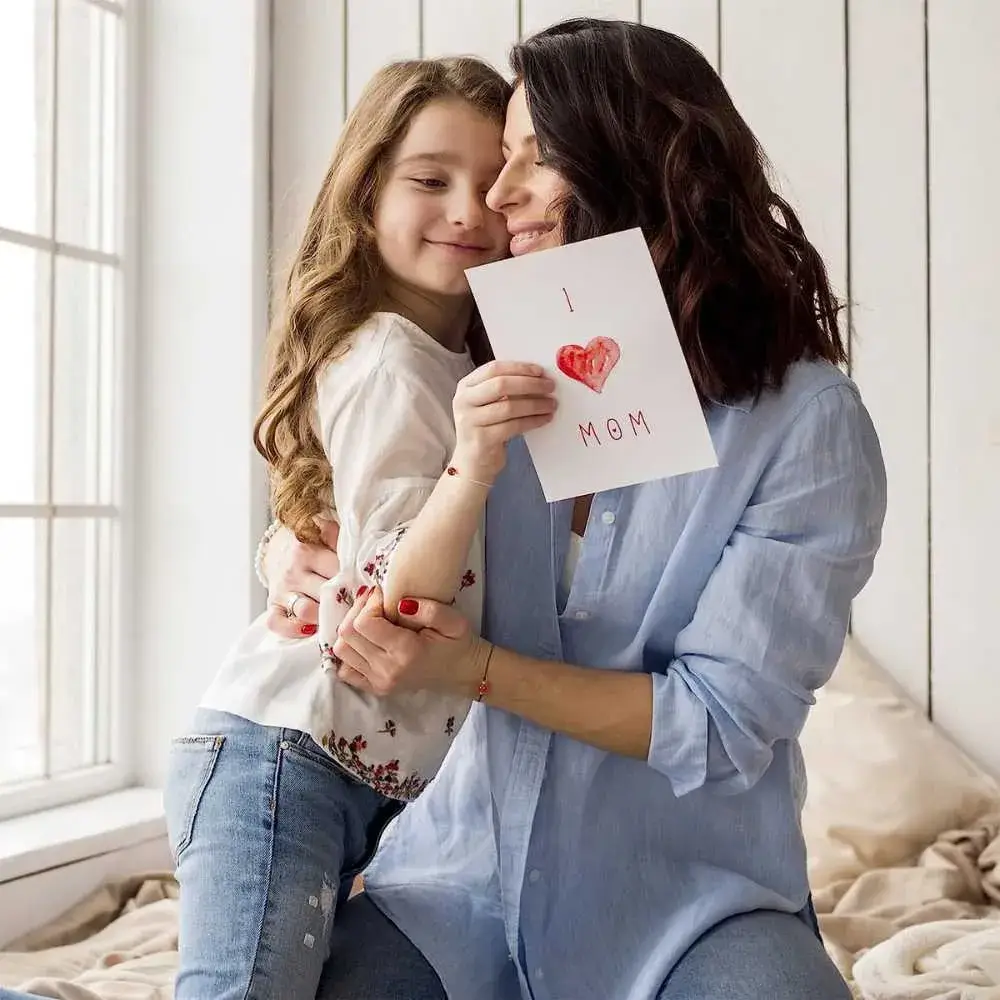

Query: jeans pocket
281,733,366,787
164,734,224,864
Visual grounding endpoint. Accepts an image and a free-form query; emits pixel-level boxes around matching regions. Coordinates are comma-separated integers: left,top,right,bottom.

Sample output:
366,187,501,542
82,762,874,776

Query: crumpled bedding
816,814,1000,996
798,637,1000,998
0,874,178,1000
851,919,1000,1000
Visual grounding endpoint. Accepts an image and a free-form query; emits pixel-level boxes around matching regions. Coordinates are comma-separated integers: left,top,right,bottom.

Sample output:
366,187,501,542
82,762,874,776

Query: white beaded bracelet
254,519,281,588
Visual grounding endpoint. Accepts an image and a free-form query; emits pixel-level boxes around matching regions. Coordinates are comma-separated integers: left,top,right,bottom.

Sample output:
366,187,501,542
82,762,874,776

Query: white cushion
800,637,1000,891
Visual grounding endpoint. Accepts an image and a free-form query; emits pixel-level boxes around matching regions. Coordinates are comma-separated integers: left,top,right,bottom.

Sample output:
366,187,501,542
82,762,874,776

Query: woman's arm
469,637,656,760
260,520,340,637
334,591,653,756
480,652,655,759
478,652,655,759
336,383,886,793
381,361,555,621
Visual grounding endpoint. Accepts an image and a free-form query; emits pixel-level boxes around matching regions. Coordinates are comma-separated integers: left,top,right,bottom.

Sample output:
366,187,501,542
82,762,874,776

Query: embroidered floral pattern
320,728,429,800
319,641,341,669
309,521,473,802
365,526,409,587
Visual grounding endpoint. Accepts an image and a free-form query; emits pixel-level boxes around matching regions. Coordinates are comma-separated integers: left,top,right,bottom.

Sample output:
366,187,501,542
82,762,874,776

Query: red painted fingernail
300,623,317,636
356,585,368,598
398,598,419,616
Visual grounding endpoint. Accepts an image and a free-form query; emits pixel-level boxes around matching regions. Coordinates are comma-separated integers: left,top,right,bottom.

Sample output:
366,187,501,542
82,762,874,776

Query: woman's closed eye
410,176,448,190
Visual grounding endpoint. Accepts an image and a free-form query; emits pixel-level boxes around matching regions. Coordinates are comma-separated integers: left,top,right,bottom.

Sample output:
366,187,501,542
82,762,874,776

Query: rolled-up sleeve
647,383,887,796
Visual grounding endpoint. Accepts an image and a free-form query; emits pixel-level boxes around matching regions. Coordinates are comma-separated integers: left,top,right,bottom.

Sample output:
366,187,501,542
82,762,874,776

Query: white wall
131,0,271,786
271,0,1000,777
846,0,929,716
924,0,1000,777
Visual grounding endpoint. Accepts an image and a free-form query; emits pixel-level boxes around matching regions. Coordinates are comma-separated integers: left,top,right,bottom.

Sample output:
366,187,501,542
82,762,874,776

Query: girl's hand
451,361,556,483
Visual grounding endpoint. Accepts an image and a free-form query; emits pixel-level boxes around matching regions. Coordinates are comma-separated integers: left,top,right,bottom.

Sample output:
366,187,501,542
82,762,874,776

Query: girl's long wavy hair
254,58,510,543
511,20,846,402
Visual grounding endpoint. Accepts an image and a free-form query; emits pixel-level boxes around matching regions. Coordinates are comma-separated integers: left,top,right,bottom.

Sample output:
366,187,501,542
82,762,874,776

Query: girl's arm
381,360,555,621
316,341,554,651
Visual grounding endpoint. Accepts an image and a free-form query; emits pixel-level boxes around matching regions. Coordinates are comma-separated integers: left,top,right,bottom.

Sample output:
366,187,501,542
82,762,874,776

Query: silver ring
286,592,306,619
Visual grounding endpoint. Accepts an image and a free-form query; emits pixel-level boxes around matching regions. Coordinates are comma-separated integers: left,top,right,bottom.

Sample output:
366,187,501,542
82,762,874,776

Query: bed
1,637,998,1000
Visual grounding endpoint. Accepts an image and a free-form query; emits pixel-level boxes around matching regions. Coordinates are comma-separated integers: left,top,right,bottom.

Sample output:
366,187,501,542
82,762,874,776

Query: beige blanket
852,919,1000,999
816,813,1000,994
0,874,179,1000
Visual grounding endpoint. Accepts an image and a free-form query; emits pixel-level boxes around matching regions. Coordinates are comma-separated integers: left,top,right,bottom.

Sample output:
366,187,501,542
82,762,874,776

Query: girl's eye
412,177,446,189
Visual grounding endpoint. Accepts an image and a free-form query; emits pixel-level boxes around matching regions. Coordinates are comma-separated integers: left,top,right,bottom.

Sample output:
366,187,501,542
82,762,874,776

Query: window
0,0,128,820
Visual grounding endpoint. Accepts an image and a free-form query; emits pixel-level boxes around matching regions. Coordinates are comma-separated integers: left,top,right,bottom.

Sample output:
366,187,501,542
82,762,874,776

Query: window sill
0,787,166,884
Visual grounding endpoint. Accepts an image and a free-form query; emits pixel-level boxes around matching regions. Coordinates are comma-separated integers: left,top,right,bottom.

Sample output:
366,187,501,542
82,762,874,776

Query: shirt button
601,510,615,525
573,610,589,620
528,869,541,884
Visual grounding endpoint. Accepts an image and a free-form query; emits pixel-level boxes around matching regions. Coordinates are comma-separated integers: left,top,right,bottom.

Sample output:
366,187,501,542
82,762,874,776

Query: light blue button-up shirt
364,359,887,1000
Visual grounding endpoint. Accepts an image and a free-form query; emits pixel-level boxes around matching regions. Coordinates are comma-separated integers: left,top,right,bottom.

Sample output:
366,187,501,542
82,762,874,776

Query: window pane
0,241,50,504
53,256,118,505
0,0,55,238
56,0,120,254
0,518,44,785
50,516,116,773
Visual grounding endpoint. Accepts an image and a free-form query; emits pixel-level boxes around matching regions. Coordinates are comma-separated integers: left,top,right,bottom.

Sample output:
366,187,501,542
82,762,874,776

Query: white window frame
0,0,136,822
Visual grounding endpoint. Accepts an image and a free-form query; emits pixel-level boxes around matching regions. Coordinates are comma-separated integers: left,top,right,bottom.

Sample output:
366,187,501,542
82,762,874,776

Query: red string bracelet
446,465,492,489
476,644,495,702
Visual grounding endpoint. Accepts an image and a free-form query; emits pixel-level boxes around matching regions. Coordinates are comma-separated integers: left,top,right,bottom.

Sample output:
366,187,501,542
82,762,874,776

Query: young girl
163,58,554,1000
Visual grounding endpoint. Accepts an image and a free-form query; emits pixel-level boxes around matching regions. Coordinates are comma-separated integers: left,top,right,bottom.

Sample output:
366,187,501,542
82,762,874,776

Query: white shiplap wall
846,0,929,712
925,0,1000,775
271,0,1000,778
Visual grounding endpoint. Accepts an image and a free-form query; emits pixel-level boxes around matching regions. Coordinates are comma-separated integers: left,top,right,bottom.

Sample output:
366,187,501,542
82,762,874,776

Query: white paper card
466,228,718,502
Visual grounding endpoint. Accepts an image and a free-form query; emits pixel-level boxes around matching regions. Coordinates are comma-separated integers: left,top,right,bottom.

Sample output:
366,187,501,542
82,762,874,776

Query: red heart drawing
555,336,621,394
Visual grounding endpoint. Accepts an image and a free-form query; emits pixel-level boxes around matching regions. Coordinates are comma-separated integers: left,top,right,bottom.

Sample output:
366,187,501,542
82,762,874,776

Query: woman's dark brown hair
510,19,846,402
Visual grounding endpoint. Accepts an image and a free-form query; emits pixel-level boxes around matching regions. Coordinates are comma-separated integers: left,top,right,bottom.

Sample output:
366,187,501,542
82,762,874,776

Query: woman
263,19,885,1000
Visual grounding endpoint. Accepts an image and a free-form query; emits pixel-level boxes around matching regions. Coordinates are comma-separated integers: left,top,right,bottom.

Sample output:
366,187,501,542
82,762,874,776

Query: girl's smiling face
374,97,510,300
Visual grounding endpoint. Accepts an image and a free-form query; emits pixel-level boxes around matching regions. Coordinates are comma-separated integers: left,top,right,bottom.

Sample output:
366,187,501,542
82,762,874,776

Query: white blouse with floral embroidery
199,312,483,801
